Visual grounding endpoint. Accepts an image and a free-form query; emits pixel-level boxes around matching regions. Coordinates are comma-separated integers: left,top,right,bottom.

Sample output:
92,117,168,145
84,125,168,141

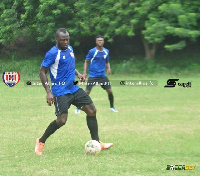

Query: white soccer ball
85,140,101,155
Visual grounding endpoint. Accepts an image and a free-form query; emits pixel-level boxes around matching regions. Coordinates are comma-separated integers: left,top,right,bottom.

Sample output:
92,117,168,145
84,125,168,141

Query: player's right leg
35,113,68,155
35,94,71,155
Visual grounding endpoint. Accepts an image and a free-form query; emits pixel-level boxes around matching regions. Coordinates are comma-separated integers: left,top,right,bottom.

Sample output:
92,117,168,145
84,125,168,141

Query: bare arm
74,60,90,82
40,66,55,106
106,61,111,74
83,60,90,77
75,69,81,77
40,66,51,92
75,69,85,82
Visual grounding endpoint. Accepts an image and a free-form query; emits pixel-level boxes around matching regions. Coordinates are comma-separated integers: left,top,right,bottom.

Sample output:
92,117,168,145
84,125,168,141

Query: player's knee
106,89,112,94
61,119,67,126
57,119,66,127
87,107,96,116
85,89,90,94
57,114,67,127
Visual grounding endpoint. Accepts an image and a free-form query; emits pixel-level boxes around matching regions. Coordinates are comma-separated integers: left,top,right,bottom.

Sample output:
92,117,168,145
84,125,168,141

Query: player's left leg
73,88,113,150
100,76,118,112
106,88,114,107
72,89,99,141
82,104,99,141
105,89,118,112
74,88,92,114
75,78,94,114
82,104,113,150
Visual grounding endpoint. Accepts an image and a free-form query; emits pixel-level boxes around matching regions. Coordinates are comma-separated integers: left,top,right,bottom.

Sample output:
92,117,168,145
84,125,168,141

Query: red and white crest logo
2,72,20,87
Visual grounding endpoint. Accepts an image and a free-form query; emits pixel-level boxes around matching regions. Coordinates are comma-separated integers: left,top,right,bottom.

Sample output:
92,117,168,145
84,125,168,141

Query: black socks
108,93,114,108
86,116,99,141
39,120,60,143
39,116,99,143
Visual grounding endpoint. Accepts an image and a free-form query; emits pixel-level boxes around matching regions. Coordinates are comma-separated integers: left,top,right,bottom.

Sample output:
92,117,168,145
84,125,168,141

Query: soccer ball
85,140,101,155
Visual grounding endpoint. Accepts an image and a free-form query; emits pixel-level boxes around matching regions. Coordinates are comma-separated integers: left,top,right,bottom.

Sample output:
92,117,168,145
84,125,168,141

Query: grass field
0,74,199,176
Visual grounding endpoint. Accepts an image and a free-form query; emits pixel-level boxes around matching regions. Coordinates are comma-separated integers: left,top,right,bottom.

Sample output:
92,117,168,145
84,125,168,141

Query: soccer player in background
75,35,118,114
35,28,113,155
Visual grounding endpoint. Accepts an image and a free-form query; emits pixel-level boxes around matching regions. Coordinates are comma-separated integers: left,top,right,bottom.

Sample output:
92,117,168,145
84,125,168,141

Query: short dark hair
56,28,69,38
95,35,104,39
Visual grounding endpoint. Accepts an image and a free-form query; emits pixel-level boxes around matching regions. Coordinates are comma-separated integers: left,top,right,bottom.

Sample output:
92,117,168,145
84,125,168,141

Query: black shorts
86,77,111,90
54,88,93,116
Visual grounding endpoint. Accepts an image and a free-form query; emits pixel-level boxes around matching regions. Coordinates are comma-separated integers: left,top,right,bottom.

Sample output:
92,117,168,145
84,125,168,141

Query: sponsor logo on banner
2,72,20,87
166,165,196,171
164,79,191,88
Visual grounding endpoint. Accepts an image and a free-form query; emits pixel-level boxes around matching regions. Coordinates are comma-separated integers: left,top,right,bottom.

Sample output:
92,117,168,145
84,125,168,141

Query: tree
0,0,76,49
72,0,135,42
1,0,200,58
0,0,25,45
142,0,200,58
73,0,200,59
34,0,75,42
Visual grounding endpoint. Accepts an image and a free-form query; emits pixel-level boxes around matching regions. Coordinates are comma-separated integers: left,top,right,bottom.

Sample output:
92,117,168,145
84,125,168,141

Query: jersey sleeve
85,50,93,60
68,45,76,59
41,52,56,68
68,45,73,52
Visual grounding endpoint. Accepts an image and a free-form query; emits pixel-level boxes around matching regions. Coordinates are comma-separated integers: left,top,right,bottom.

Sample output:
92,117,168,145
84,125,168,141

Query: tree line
0,0,200,59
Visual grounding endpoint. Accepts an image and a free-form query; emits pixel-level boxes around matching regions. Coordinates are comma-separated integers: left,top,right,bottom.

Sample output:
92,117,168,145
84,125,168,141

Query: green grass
0,74,199,176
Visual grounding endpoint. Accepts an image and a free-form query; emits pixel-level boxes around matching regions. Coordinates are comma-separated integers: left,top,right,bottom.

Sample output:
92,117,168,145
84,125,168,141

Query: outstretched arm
40,66,55,106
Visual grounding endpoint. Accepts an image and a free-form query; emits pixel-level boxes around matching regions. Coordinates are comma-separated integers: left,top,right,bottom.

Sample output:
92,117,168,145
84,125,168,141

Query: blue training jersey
41,45,79,97
86,47,109,77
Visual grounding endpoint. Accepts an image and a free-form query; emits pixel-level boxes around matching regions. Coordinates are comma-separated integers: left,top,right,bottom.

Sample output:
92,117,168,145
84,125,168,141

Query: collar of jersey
56,46,69,51
96,47,104,52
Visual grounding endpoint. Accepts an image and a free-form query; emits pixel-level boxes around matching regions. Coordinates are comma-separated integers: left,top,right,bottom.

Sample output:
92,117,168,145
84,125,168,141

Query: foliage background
0,0,200,59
